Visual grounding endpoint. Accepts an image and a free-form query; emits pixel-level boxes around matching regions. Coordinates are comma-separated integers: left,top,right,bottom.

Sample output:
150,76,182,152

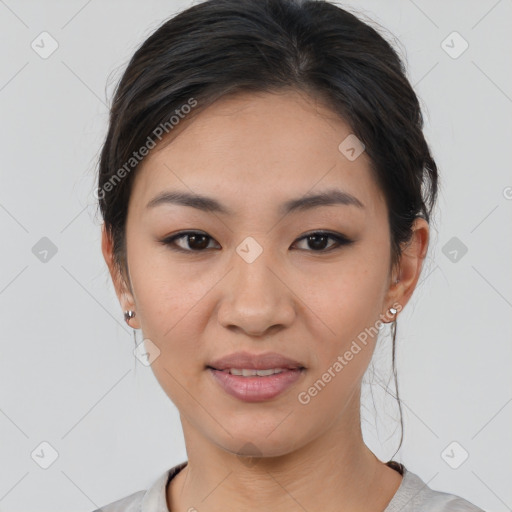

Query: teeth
228,368,286,377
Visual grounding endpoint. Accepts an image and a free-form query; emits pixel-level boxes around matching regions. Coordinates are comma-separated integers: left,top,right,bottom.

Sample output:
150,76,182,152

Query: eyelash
160,230,354,254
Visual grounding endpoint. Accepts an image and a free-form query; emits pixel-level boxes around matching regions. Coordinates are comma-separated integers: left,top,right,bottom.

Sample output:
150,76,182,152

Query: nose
217,246,296,337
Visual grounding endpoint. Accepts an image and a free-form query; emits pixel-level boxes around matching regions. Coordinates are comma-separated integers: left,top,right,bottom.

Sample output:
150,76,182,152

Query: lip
207,351,305,371
208,367,305,402
206,351,306,403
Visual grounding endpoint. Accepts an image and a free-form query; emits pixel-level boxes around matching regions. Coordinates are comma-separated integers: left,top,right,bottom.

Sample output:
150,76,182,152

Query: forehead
130,90,385,219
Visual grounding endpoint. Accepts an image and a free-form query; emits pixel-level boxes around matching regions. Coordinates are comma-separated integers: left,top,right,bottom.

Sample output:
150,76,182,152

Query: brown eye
161,230,353,254
161,231,219,252
292,231,353,252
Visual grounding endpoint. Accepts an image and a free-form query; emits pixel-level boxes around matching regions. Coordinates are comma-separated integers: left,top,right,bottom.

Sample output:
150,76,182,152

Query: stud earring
124,310,136,324
124,310,139,348
382,279,400,322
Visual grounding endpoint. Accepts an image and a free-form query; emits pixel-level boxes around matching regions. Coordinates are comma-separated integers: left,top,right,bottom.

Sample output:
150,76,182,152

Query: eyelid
160,230,354,253
293,231,353,251
161,230,219,252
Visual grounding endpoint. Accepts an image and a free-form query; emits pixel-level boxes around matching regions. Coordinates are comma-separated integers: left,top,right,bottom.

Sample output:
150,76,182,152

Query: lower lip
208,368,305,402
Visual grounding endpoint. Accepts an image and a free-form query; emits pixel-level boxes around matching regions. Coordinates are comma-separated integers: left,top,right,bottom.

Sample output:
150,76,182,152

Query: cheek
129,235,203,321
297,278,381,416
306,260,387,349
127,249,212,371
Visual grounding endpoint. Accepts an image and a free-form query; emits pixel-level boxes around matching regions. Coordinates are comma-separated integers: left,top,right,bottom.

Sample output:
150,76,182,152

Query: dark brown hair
96,0,439,457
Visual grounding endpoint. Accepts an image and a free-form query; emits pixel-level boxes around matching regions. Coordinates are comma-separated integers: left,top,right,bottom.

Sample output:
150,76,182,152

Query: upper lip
207,351,305,370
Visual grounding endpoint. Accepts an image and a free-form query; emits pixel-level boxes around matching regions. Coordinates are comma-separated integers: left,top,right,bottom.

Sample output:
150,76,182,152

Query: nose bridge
234,238,277,296
217,235,294,335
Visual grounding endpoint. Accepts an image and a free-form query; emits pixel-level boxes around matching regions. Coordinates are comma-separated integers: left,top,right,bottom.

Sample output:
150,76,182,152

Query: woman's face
104,90,422,458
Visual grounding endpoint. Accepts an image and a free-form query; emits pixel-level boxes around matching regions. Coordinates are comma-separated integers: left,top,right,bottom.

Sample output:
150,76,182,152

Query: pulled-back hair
96,0,439,456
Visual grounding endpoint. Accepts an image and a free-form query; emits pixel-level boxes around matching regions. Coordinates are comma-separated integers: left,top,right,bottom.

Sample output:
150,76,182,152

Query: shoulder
385,466,486,512
91,490,145,512
90,461,187,512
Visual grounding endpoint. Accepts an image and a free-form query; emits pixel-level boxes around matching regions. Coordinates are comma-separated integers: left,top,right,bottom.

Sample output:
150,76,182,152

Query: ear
382,217,430,322
101,223,141,329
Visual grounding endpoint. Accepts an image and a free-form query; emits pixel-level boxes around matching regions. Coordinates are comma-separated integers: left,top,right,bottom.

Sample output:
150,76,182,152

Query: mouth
207,367,304,376
207,350,305,371
206,365,305,402
206,351,306,402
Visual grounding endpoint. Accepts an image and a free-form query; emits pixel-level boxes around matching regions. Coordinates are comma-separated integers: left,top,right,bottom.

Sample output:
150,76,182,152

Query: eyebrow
146,188,365,215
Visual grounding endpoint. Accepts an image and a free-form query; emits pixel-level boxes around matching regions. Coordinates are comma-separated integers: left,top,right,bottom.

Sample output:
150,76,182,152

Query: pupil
309,234,328,250
189,234,209,250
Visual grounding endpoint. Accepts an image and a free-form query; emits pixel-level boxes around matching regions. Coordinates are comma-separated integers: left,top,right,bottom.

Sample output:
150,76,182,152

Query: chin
215,427,305,460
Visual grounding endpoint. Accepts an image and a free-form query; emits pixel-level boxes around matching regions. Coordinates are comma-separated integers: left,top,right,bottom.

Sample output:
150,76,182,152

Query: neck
167,393,402,512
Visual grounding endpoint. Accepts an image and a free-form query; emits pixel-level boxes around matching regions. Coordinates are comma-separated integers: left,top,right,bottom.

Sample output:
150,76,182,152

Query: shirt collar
139,461,410,511
140,461,188,512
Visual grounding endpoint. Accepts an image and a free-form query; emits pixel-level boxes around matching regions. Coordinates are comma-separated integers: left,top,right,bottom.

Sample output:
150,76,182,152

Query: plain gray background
0,1,511,511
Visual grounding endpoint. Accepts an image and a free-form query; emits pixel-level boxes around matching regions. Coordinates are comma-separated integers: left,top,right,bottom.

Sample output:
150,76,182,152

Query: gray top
93,461,485,512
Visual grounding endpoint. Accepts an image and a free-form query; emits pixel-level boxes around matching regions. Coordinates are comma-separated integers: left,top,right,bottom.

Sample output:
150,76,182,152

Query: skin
102,89,429,512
